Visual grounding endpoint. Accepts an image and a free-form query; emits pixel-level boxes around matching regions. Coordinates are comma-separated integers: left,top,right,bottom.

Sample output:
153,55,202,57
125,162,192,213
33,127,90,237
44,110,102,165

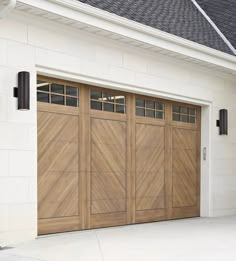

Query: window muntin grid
90,90,126,114
37,80,79,107
135,98,165,119
172,105,196,124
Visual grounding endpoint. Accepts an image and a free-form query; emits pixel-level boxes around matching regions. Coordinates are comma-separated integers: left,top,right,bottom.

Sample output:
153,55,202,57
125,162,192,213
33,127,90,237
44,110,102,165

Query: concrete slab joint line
0,0,16,19
95,232,105,261
191,0,236,55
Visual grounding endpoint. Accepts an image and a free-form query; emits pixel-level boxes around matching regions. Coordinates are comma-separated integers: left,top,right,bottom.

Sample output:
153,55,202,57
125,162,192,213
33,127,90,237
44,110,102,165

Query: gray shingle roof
197,0,236,49
78,0,234,55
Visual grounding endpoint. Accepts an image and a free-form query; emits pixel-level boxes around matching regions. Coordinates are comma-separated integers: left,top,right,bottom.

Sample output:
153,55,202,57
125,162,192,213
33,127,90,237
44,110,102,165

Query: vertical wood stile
79,84,91,229
126,94,135,224
131,94,136,223
165,102,173,219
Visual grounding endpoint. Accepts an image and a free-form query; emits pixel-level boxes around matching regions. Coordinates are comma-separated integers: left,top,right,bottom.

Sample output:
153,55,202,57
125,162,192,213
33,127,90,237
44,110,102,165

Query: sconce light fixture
216,109,228,135
14,71,30,110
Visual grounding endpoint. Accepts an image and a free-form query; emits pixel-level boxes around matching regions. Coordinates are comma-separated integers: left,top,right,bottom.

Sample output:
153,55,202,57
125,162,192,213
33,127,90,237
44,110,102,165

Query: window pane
180,115,189,122
146,100,155,109
115,96,125,104
116,105,125,114
37,81,49,92
173,113,180,121
103,93,114,103
136,98,145,107
173,105,180,113
91,90,102,100
189,108,196,116
66,97,77,107
66,86,78,97
156,102,164,111
91,101,102,110
156,111,164,119
37,92,49,103
180,107,189,114
189,116,196,124
104,102,114,112
136,108,145,116
51,95,64,105
146,109,155,118
51,83,64,94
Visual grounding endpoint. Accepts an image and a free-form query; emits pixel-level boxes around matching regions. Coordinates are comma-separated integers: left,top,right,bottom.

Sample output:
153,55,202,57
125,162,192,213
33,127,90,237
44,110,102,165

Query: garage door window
90,90,126,114
136,98,165,119
172,105,196,123
37,80,79,107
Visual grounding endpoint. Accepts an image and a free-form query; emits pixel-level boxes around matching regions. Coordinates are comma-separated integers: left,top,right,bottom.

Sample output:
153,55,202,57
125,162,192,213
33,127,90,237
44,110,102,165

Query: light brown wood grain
171,105,200,218
37,76,201,235
37,111,80,221
79,85,90,229
126,94,133,224
90,212,127,228
37,77,81,235
38,216,80,235
89,117,127,226
135,123,166,220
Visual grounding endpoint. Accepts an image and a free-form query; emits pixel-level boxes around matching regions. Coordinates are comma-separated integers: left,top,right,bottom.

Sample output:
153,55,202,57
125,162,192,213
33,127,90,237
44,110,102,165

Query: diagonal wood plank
135,124,165,211
38,171,79,218
91,118,127,214
38,111,80,220
172,128,197,208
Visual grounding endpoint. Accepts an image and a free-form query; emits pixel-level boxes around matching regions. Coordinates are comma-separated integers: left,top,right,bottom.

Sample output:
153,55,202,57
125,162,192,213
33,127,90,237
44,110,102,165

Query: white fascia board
18,0,236,72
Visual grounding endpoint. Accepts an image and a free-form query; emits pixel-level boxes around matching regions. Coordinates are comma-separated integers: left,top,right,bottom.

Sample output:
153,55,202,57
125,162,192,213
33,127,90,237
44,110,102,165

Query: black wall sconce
216,109,228,135
13,71,30,110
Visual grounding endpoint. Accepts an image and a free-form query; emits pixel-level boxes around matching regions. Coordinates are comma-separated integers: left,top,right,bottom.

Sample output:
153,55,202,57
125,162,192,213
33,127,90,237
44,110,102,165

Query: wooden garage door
37,76,200,235
37,78,81,234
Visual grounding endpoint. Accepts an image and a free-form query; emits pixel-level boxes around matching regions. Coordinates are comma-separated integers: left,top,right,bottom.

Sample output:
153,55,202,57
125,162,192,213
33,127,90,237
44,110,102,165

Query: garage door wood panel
37,76,201,235
90,212,127,228
38,104,80,234
90,118,127,225
38,171,79,218
135,124,165,212
38,216,80,235
172,125,200,218
172,142,197,208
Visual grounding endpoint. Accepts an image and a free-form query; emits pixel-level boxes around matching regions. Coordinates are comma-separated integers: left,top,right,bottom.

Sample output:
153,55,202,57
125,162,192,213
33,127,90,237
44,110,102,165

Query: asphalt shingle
197,0,236,49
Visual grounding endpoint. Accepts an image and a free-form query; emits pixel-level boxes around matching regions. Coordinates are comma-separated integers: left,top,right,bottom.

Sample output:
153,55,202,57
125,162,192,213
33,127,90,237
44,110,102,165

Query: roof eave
13,0,236,74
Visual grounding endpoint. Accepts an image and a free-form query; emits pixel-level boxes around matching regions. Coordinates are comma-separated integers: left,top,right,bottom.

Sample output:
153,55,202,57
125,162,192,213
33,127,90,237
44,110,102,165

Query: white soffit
15,0,236,75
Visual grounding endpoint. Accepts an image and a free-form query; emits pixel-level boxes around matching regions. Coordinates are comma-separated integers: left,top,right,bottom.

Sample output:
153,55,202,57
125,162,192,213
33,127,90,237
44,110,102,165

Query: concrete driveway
1,216,236,261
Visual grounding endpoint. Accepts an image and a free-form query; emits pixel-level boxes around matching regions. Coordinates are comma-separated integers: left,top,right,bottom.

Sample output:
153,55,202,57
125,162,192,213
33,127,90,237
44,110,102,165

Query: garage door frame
35,73,208,234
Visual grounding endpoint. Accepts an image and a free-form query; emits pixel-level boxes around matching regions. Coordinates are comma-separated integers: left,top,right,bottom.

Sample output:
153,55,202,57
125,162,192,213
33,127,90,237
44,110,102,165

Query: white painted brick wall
0,13,236,245
0,17,37,246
